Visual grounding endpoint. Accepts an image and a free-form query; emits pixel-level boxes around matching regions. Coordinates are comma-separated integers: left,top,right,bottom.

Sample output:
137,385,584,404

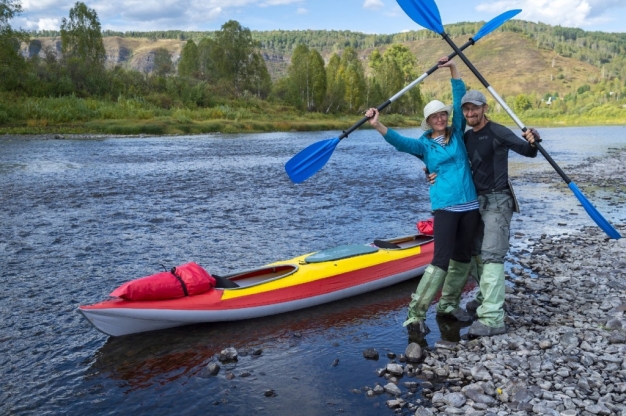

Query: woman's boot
465,255,484,316
436,259,472,322
403,265,447,333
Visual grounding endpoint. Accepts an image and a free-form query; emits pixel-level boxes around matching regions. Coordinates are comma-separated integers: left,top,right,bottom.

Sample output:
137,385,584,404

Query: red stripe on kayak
81,246,433,311
81,287,224,310
220,251,432,310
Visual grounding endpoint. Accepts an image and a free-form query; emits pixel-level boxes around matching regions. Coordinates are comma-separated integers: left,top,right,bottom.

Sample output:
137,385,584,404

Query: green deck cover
305,244,378,263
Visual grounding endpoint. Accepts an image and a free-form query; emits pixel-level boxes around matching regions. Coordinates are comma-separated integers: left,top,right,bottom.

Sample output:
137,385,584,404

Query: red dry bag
416,217,434,235
110,262,216,301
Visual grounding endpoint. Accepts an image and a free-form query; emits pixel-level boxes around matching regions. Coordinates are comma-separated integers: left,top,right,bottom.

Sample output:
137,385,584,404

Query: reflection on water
84,278,475,415
1,126,625,415
90,278,476,391
91,281,412,388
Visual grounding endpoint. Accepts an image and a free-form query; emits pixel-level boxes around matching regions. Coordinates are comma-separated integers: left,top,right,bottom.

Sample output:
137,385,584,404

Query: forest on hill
32,20,626,81
1,0,625,135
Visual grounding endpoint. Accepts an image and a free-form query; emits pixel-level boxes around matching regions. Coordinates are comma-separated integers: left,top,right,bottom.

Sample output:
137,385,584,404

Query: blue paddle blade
396,0,444,34
473,9,521,42
285,138,340,183
568,182,622,239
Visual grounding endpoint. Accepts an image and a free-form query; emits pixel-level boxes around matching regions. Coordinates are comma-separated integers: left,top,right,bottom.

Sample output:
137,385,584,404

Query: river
1,126,625,415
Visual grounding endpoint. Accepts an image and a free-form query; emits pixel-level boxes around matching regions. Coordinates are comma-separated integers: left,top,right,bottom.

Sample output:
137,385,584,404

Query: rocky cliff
21,37,184,74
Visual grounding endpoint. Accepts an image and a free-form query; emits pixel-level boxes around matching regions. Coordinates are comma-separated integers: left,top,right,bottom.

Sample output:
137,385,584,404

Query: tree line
168,23,424,113
176,40,423,114
1,1,274,111
28,19,626,79
1,0,624,124
1,0,424,116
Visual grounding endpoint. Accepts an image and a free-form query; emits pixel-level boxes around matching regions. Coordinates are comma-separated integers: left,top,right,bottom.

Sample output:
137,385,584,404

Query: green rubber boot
402,265,447,330
436,260,472,321
473,262,506,329
469,255,484,285
466,255,484,315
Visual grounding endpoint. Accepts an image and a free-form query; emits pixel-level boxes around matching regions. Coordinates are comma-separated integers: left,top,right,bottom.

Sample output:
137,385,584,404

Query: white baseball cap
421,100,452,130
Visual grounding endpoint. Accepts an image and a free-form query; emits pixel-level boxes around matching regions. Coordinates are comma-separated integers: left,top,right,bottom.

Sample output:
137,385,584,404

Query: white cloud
260,0,302,5
207,7,223,19
18,0,623,34
114,1,187,22
363,0,385,11
475,0,625,28
21,0,63,12
37,18,60,30
17,0,307,32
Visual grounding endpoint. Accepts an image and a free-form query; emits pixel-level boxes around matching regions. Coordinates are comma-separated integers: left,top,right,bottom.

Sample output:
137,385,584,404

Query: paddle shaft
338,39,474,140
285,8,521,184
441,34,620,239
441,33,572,185
441,34,572,185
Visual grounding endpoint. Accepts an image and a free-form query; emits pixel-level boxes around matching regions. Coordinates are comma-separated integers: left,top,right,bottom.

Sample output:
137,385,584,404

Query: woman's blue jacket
382,78,477,211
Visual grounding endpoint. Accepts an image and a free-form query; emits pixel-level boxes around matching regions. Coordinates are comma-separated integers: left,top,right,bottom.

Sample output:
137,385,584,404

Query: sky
13,0,626,34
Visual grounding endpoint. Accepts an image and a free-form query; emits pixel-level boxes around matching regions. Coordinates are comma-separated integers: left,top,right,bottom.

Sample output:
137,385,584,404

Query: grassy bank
0,94,624,135
488,103,626,127
0,94,421,135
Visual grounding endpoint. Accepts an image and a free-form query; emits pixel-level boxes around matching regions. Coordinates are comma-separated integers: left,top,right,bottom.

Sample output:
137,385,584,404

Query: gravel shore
198,150,625,415
366,150,626,415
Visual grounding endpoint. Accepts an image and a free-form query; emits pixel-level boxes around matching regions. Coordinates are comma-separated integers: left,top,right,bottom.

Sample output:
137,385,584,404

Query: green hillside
4,15,624,135
28,27,615,99
32,19,626,79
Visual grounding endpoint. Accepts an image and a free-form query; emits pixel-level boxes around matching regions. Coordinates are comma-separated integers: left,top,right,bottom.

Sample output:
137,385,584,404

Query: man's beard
466,115,482,126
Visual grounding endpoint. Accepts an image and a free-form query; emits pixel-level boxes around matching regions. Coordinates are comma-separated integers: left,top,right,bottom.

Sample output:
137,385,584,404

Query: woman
365,57,479,334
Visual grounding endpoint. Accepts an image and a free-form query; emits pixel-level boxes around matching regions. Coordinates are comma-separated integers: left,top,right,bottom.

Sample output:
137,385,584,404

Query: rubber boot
468,262,506,336
469,255,484,285
436,260,472,321
435,315,467,343
466,255,484,315
402,265,447,332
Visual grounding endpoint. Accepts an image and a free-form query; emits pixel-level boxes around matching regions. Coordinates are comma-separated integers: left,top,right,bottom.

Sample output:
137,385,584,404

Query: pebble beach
203,150,626,415
361,149,626,415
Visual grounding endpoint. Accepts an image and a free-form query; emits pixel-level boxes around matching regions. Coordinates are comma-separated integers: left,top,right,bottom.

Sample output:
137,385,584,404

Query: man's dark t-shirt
463,121,538,193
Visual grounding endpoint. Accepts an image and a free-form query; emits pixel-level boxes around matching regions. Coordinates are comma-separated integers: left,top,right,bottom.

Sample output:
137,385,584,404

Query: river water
1,126,625,415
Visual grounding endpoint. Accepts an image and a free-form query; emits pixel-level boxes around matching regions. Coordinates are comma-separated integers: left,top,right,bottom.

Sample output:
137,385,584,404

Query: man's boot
403,265,447,333
436,259,472,322
468,262,506,337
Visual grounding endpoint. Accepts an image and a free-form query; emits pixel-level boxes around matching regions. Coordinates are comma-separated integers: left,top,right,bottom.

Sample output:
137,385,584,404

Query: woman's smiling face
427,111,449,131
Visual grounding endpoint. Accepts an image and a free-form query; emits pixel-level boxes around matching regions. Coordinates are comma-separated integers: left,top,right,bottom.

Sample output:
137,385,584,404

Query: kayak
79,233,434,336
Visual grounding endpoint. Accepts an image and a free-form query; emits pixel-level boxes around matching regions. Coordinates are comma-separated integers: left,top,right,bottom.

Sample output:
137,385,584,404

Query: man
461,90,539,337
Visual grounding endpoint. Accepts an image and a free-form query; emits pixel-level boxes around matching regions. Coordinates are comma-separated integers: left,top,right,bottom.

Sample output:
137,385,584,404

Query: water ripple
1,127,625,415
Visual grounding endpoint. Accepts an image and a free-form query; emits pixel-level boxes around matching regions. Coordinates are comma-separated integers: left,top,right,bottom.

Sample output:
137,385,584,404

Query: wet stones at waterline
355,224,626,415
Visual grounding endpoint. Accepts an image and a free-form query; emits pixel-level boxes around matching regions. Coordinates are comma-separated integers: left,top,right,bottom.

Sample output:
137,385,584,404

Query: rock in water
362,348,379,360
404,342,422,362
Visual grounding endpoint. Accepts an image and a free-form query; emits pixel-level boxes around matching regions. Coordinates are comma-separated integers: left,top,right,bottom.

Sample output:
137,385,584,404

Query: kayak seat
373,240,401,249
213,275,240,289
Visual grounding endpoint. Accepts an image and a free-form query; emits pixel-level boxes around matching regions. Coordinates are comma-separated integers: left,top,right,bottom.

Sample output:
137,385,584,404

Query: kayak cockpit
221,265,298,289
373,234,433,249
